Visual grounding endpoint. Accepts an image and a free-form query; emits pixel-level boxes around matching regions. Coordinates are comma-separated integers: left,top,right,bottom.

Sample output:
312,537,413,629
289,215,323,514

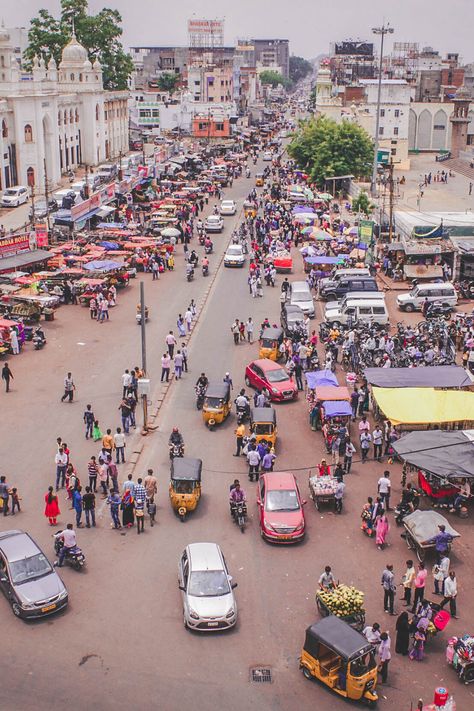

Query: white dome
60,34,88,65
83,58,92,70
93,58,102,70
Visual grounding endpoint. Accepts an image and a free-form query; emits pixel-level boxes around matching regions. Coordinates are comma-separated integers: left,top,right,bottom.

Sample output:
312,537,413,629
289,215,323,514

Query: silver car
204,215,224,233
0,530,68,619
178,542,237,631
224,244,245,268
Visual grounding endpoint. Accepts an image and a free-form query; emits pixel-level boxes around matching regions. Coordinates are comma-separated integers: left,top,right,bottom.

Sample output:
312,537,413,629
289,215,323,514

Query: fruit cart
315,585,366,631
309,474,338,511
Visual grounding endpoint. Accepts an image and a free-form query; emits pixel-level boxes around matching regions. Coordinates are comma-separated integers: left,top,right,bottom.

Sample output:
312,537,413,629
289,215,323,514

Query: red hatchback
245,359,297,402
257,472,306,543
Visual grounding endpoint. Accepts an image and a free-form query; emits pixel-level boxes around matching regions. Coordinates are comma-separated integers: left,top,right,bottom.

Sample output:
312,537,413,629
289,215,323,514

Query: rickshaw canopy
260,327,283,342
205,381,231,401
170,457,202,482
304,616,373,661
250,407,277,425
305,370,338,389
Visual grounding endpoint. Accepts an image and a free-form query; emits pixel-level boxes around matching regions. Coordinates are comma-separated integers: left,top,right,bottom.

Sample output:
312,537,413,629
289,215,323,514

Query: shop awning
372,387,474,426
95,206,115,218
305,370,338,389
365,366,472,389
403,264,443,279
392,430,474,480
0,249,53,273
323,400,352,417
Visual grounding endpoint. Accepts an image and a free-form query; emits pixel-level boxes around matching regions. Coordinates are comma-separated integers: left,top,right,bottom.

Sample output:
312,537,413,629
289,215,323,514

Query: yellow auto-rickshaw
250,407,277,449
259,326,283,361
300,616,378,707
243,200,257,219
255,173,264,187
169,457,202,521
202,381,231,429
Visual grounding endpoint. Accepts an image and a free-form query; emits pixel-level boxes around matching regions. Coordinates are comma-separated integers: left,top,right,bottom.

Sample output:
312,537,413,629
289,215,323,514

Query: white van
325,291,386,312
319,267,371,292
397,282,457,312
290,280,314,317
325,298,389,327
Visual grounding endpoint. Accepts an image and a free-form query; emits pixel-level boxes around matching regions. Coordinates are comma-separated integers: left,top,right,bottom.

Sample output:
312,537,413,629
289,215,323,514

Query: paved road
1,162,473,711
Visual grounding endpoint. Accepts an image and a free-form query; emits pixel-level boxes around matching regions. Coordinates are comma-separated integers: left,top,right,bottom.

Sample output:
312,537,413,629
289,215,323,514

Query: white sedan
204,215,224,233
219,199,237,216
224,244,246,268
262,152,273,161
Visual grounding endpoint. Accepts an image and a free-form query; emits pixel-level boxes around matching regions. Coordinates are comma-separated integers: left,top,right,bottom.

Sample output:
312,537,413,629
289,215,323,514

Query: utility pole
388,157,395,242
140,280,148,432
43,158,51,235
30,183,36,226
370,23,394,197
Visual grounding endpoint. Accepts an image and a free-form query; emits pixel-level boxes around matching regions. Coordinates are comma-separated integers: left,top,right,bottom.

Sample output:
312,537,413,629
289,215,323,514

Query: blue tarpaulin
293,205,316,214
304,256,344,265
99,241,120,250
305,370,338,389
323,400,352,417
84,260,125,272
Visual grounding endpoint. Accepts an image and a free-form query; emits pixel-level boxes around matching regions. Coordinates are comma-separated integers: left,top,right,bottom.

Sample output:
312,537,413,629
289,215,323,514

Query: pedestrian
350,388,359,420
400,559,415,607
294,359,303,391
433,554,450,595
174,350,184,379
55,447,68,490
231,319,240,344
184,307,193,333
439,571,458,618
360,431,371,462
166,331,176,357
2,362,13,392
107,488,121,529
89,296,97,319
9,487,21,515
378,632,391,683
87,456,98,492
381,563,396,615
373,425,383,461
376,514,389,550
177,314,186,338
122,369,132,397
92,419,102,442
121,487,135,528
44,486,60,526
99,459,109,497
408,629,426,662
102,429,114,458
247,445,261,482
224,372,233,390
395,611,410,655
334,479,345,513
234,422,245,456
424,524,453,563
73,485,83,527
344,439,356,473
144,468,158,502
181,343,188,372
161,353,171,382
98,297,109,323
61,372,75,402
246,317,254,343
378,470,391,510
118,397,131,434
0,475,10,515
469,182,473,196
108,457,119,493
122,473,135,496
114,427,126,464
134,478,146,535
83,404,95,439
151,259,159,280
10,328,19,355
411,562,427,613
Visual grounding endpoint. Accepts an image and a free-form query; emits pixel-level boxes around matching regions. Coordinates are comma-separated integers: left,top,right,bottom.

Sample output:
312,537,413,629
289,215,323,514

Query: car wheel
12,601,22,617
183,613,188,629
245,376,251,387
404,304,414,313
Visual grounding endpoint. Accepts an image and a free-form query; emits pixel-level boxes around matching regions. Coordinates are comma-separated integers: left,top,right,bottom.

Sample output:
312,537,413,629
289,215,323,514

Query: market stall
372,387,474,430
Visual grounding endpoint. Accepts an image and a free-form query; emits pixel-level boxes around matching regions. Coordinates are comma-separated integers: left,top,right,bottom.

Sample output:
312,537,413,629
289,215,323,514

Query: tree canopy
352,190,375,216
24,0,133,90
288,115,373,187
157,72,180,95
259,70,289,88
289,56,312,84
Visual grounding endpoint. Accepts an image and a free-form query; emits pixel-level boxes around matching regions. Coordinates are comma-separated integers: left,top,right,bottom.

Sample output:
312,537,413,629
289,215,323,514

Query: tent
392,430,474,480
304,256,344,265
372,387,474,426
305,370,338,389
365,366,472,389
323,400,352,417
315,386,350,402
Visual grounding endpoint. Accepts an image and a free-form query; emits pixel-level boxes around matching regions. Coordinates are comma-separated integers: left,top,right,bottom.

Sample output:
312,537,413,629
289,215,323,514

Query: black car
281,303,306,337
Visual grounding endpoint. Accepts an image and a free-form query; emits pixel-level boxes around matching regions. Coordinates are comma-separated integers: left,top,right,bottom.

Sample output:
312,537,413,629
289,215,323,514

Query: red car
245,359,297,402
257,472,306,543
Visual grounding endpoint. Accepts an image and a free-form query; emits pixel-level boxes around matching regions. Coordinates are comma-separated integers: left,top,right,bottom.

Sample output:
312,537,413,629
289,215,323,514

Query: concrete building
187,64,233,103
252,39,289,79
0,27,128,191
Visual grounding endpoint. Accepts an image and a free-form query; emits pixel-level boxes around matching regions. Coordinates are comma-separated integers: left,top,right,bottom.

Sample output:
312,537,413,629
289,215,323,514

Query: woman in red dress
44,486,60,525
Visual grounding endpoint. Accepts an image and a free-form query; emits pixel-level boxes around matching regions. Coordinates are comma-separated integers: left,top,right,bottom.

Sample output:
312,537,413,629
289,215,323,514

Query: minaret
450,86,471,159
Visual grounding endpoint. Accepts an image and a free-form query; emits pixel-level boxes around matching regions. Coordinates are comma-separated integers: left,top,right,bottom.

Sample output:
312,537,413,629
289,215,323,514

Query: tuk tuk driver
319,566,337,591
229,482,247,514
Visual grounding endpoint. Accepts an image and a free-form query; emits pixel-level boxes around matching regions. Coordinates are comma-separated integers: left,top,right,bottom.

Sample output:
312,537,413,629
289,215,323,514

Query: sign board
188,18,224,48
377,149,390,165
334,41,374,56
35,224,49,248
358,219,375,245
0,234,31,258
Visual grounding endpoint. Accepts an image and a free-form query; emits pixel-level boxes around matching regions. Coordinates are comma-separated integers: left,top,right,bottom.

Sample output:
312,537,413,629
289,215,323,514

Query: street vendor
318,566,337,591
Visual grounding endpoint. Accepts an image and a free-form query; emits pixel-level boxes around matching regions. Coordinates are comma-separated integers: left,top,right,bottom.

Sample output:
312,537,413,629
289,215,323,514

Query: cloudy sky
5,0,474,63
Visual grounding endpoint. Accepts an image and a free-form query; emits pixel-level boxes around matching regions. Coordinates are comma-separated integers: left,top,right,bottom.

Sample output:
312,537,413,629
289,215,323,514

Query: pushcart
315,588,366,631
309,474,338,511
402,510,460,562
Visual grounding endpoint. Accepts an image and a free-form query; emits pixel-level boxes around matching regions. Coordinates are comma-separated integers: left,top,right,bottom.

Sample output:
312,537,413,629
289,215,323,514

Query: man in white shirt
363,623,381,646
247,446,261,482
378,471,391,510
373,426,383,461
54,524,77,567
122,369,132,398
440,571,458,618
165,331,177,357
55,447,68,490
184,308,193,333
114,427,126,464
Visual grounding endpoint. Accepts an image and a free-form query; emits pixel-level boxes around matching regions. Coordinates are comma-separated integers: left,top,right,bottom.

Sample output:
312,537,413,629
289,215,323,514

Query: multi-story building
329,40,375,86
252,39,289,79
187,63,233,103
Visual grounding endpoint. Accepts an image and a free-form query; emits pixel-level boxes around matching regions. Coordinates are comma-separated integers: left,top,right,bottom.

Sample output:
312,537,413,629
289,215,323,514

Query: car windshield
292,292,310,302
227,247,242,256
9,553,52,585
188,570,230,597
208,217,220,222
222,202,234,208
266,368,288,383
4,189,18,196
265,489,300,512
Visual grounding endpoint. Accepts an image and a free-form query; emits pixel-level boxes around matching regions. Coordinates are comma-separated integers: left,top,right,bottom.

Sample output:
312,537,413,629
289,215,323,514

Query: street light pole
370,23,394,197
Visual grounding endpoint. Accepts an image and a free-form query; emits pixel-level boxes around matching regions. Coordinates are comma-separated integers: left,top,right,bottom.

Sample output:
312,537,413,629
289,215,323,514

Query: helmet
173,426,179,432
225,372,230,376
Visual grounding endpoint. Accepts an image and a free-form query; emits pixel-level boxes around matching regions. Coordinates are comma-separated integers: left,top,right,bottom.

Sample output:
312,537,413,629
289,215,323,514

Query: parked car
0,530,68,619
397,282,458,312
219,199,237,216
224,244,246,267
257,472,306,543
204,215,224,233
280,303,306,336
245,358,297,402
262,152,273,161
289,280,315,318
1,186,29,208
178,542,237,631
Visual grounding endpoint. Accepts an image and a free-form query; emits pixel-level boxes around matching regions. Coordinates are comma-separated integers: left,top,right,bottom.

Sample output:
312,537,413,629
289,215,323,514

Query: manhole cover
250,667,272,683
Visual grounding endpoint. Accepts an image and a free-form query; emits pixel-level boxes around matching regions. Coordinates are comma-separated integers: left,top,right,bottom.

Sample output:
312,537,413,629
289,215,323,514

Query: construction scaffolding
188,19,224,49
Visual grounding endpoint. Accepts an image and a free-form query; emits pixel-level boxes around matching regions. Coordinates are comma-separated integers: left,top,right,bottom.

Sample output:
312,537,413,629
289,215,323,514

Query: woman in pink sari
376,514,390,550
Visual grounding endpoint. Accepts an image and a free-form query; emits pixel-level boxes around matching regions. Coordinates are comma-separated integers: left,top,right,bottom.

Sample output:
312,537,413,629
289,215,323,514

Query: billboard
188,19,224,48
334,41,374,57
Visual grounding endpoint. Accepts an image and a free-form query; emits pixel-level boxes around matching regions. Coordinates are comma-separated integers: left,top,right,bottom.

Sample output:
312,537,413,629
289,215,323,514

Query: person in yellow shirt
234,423,246,456
102,429,114,457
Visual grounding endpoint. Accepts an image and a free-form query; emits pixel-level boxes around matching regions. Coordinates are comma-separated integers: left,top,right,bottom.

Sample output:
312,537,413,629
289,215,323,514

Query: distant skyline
6,0,474,64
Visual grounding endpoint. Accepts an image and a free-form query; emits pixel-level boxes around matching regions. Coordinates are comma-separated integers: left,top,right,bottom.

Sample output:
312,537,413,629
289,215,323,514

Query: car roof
221,199,235,204
285,303,304,313
0,530,40,561
207,215,221,220
263,471,297,489
251,358,283,372
187,542,224,571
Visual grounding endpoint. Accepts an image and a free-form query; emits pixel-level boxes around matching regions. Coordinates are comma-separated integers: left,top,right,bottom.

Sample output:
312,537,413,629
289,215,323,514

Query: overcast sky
5,0,474,63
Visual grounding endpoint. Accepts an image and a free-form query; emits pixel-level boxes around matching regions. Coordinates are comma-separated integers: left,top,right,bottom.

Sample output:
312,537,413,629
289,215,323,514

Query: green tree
157,72,180,95
352,190,375,216
259,70,289,88
289,55,312,84
24,0,133,90
288,115,373,187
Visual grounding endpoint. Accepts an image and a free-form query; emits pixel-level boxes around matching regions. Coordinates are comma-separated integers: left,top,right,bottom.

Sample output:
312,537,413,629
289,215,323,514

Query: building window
393,127,399,135
96,104,100,121
2,119,8,138
58,111,61,126
69,109,74,124
64,110,68,124
391,148,397,156
394,109,400,118
70,73,75,81
26,166,35,186
379,126,384,135
215,122,224,131
434,124,446,130
24,124,33,143
75,109,79,122
380,109,385,117
0,56,4,68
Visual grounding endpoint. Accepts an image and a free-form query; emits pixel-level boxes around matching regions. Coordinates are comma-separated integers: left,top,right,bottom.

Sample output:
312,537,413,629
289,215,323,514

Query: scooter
33,328,46,350
204,242,213,255
236,404,250,425
199,233,206,245
54,536,86,571
169,442,184,460
186,267,194,282
202,263,209,277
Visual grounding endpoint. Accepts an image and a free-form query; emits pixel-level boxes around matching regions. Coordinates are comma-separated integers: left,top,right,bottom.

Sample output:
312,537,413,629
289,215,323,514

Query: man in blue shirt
424,525,453,563
107,489,121,529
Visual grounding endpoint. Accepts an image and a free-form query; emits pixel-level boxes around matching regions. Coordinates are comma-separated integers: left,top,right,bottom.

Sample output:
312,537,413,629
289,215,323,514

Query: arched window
69,109,73,124
95,104,100,121
70,73,75,81
58,111,62,126
1,119,7,138
64,110,68,125
75,108,79,123
27,167,35,186
0,56,5,68
79,73,83,82
24,124,33,143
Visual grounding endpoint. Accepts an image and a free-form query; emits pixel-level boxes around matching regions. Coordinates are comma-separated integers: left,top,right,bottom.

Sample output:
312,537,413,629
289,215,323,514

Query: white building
0,26,129,192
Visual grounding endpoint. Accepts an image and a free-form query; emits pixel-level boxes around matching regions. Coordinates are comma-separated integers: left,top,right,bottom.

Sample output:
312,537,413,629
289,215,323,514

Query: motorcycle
236,403,250,425
195,385,206,410
202,263,209,277
204,242,213,255
136,306,149,325
198,234,206,246
54,535,85,571
245,168,251,178
231,501,247,533
394,491,420,525
33,328,46,350
186,267,194,282
169,442,184,460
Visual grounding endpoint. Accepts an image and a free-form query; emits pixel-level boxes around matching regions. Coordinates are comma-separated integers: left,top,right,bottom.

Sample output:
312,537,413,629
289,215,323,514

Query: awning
0,249,53,273
323,400,352,417
95,206,115,218
365,366,472,389
393,430,474,480
372,387,474,426
403,264,443,279
305,370,338,389
386,242,405,252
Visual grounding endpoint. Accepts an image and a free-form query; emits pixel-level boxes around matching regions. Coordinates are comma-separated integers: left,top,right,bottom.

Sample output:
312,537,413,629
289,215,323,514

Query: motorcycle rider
235,389,250,419
196,372,209,390
169,427,184,451
188,250,198,267
186,262,194,280
229,481,247,516
204,236,213,252
54,523,77,567
202,255,209,275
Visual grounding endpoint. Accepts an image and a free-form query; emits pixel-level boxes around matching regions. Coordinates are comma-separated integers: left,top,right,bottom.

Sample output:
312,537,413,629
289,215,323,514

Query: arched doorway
42,114,54,185
27,167,35,187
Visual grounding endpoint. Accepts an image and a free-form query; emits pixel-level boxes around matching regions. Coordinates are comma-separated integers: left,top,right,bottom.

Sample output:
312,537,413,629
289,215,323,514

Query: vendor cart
309,474,338,511
447,635,474,684
403,510,460,562
315,585,366,631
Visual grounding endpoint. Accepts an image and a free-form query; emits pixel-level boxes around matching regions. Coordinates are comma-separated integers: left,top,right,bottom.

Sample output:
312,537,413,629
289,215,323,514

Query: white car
204,215,224,233
178,542,237,631
262,152,273,161
1,186,29,208
224,244,246,268
220,199,237,216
